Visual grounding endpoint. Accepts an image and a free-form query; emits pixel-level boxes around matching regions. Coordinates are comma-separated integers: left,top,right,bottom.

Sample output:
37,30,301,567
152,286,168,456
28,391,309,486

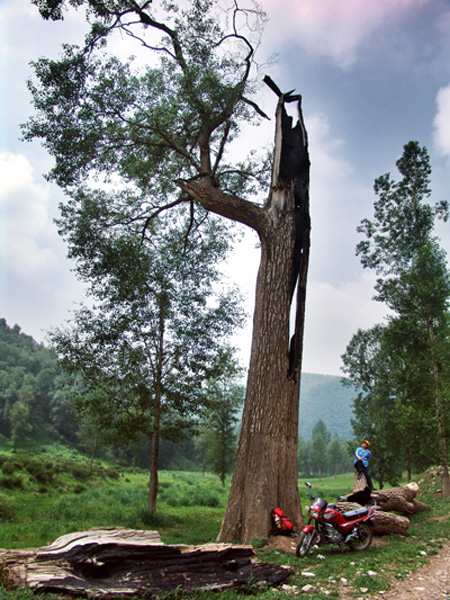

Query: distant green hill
299,373,355,440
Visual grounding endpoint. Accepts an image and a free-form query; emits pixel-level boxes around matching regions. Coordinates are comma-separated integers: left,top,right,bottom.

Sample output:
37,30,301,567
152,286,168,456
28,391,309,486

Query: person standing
354,439,373,490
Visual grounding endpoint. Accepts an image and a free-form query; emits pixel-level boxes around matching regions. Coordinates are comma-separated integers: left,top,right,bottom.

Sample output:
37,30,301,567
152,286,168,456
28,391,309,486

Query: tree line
297,419,351,479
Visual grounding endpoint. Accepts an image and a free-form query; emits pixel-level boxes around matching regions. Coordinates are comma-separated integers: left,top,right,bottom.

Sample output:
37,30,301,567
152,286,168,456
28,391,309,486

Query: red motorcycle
296,482,378,557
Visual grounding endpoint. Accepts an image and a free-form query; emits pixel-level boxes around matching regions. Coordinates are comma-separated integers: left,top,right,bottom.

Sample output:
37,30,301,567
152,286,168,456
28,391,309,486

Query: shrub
0,498,15,521
106,468,120,480
2,461,17,475
194,493,221,507
165,489,221,508
138,509,174,528
25,462,54,484
0,475,23,489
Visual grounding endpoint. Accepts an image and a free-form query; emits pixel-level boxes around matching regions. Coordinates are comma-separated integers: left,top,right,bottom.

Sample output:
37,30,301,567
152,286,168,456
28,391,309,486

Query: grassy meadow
0,448,449,600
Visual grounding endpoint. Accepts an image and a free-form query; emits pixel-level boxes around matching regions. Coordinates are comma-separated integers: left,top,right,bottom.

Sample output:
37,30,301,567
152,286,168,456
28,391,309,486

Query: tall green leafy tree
342,326,405,488
309,419,330,479
327,436,348,478
297,433,310,477
51,214,243,511
355,141,450,495
25,0,311,540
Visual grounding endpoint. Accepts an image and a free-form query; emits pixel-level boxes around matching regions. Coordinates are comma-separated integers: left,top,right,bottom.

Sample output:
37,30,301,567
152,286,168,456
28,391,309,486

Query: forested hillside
0,318,77,447
299,374,354,439
0,319,355,470
0,319,199,469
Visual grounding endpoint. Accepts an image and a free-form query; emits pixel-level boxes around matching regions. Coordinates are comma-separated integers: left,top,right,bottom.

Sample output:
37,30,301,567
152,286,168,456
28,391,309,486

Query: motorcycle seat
342,507,369,520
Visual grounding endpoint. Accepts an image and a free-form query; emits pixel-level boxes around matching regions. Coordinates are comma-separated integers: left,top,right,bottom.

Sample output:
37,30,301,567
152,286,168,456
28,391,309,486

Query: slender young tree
199,353,244,486
25,0,311,540
309,419,330,479
355,141,450,495
51,215,244,511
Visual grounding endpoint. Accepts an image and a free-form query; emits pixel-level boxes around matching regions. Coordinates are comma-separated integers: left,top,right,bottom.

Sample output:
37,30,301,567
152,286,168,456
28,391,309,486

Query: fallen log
371,483,431,515
369,509,410,536
335,502,410,536
0,528,293,597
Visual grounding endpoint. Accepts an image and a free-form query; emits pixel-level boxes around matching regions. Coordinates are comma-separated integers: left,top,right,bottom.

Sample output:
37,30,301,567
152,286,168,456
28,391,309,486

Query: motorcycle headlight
309,509,320,518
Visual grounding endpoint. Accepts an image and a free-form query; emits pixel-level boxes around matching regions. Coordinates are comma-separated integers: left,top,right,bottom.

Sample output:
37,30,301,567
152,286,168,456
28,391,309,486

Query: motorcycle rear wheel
296,530,319,557
348,522,373,551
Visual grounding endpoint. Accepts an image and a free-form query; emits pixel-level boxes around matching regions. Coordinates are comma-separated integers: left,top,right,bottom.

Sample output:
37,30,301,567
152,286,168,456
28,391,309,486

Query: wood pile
0,528,292,598
348,471,431,536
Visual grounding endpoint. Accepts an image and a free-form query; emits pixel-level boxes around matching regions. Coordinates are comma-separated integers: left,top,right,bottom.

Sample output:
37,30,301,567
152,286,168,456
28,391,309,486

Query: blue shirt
354,447,371,468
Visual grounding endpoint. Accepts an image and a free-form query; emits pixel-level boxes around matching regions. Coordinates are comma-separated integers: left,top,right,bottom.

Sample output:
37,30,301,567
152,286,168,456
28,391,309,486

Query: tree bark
216,91,310,543
0,528,293,597
353,469,369,492
371,510,410,535
148,305,165,512
217,224,304,542
147,394,161,512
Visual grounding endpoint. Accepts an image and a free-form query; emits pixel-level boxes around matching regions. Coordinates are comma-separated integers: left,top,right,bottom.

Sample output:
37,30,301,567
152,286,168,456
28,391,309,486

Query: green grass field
0,449,449,600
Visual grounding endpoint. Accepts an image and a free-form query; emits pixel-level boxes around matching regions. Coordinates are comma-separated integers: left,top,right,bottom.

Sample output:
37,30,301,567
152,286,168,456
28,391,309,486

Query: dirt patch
365,542,450,600
428,513,450,523
267,535,300,554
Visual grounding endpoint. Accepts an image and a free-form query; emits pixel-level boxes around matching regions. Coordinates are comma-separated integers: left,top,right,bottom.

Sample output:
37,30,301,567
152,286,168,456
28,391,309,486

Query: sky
1,0,450,376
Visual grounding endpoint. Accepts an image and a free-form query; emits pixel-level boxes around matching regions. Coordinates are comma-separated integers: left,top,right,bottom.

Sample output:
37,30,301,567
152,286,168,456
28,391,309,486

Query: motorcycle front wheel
296,530,319,557
348,522,373,551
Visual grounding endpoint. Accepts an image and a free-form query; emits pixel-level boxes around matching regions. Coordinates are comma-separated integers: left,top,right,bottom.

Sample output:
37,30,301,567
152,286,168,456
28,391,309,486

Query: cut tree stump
0,528,293,598
353,469,370,492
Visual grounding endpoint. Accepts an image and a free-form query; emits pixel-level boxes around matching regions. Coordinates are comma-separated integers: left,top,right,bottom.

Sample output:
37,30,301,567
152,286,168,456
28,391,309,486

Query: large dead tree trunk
0,529,292,597
179,81,310,543
353,472,430,516
215,82,310,544
345,477,430,536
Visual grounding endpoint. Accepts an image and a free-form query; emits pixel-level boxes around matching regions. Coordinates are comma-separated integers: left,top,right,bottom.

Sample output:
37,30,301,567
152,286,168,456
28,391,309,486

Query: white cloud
302,274,390,376
433,85,450,158
0,152,57,278
262,0,431,68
